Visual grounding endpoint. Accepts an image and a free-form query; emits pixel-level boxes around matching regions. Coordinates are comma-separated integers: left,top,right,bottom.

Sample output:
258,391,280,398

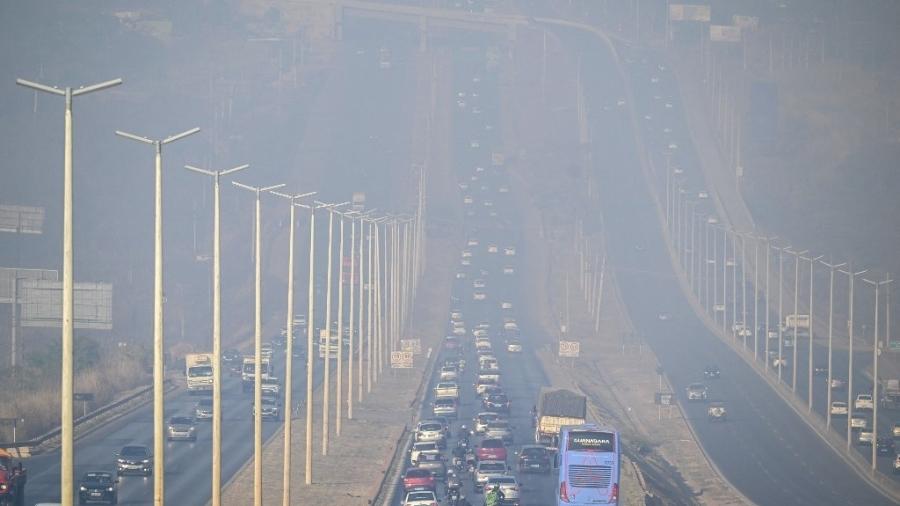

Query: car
415,452,447,481
877,437,895,456
415,421,445,445
460,258,472,266
409,441,440,465
657,312,672,321
116,445,153,476
402,489,438,506
504,246,516,256
813,366,829,376
166,416,197,441
440,365,458,381
470,139,480,148
707,402,727,422
855,394,874,411
518,445,551,473
252,395,281,421
703,365,721,379
78,471,118,504
483,394,511,413
473,279,486,289
894,454,900,474
434,382,460,399
473,291,487,301
850,414,868,430
478,385,504,402
433,398,458,418
830,401,849,416
686,383,708,401
830,377,846,390
485,475,520,501
502,265,514,275
261,377,281,396
498,185,510,193
450,310,463,321
500,301,513,310
487,244,499,253
474,460,509,492
475,375,499,394
194,398,213,420
482,200,494,207
506,340,522,353
455,271,467,280
476,438,508,461
858,430,875,446
894,422,900,438
474,412,500,434
484,421,514,443
260,342,274,358
402,467,436,492
222,349,241,363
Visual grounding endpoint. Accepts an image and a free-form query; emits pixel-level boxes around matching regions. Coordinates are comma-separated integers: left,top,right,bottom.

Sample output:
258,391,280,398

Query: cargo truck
185,353,214,394
535,387,586,447
241,356,272,393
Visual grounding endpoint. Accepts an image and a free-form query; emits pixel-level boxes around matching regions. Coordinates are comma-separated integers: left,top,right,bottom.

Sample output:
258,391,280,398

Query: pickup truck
434,382,460,399
855,394,874,411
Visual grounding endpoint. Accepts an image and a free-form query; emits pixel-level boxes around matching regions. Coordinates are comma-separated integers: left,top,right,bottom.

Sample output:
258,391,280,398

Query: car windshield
120,446,149,457
481,439,504,448
197,399,213,407
83,472,112,483
169,417,192,425
522,447,547,457
406,468,431,478
480,462,506,471
189,365,213,377
488,422,509,429
420,423,441,432
408,491,435,500
689,383,705,390
415,443,436,451
478,414,498,422
489,477,516,484
435,399,454,406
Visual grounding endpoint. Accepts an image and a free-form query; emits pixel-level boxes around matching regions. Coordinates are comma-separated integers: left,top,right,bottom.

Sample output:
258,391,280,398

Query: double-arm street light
232,180,285,506
16,76,122,506
116,127,199,505
184,163,249,506
269,190,315,506
862,276,893,471
820,260,846,431
840,266,867,451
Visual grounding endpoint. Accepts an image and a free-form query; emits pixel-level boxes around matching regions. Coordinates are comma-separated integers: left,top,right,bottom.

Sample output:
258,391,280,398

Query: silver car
484,420,513,443
474,460,508,491
167,416,196,441
485,475,520,501
415,422,445,444
433,398,458,418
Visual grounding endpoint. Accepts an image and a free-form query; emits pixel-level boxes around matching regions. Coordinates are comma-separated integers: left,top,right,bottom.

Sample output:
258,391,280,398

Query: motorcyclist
485,484,505,506
458,424,470,441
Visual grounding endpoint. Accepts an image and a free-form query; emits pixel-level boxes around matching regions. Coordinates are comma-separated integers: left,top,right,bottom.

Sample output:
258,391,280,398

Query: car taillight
611,483,619,502
560,481,569,502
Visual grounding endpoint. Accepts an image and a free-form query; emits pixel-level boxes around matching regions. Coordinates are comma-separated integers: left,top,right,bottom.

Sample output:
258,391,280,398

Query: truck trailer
535,387,587,447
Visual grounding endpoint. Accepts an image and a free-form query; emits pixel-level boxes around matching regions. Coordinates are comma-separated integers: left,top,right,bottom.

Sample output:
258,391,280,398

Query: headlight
142,459,151,464
117,459,125,464
108,487,115,492
80,486,86,491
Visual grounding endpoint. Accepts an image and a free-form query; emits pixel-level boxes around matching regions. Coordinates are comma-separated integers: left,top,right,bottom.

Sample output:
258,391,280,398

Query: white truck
185,353,214,394
882,379,900,409
783,314,810,337
535,388,586,447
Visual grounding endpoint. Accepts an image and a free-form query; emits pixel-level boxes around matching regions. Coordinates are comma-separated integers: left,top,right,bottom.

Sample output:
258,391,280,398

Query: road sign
889,341,900,352
19,279,113,330
669,4,711,22
714,304,726,312
0,204,45,234
74,393,95,402
390,351,413,369
559,340,580,358
655,393,675,406
0,268,58,303
710,25,742,42
401,338,422,355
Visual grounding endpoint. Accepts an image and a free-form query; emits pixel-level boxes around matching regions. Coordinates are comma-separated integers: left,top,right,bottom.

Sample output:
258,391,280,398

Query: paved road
549,25,896,505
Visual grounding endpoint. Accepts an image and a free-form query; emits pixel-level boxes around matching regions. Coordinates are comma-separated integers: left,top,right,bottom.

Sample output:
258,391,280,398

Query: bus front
558,426,620,506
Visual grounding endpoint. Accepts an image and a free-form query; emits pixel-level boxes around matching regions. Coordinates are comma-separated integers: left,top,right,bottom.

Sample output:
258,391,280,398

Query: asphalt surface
392,43,561,506
549,25,897,506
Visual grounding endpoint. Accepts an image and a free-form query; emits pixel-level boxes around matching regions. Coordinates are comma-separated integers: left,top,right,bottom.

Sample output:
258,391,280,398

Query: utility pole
804,254,823,412
185,163,249,506
863,276,892,471
335,210,346,435
17,76,122,506
233,181,285,506
269,190,316,506
821,260,845,431
116,125,199,505
841,266,866,451
788,249,808,393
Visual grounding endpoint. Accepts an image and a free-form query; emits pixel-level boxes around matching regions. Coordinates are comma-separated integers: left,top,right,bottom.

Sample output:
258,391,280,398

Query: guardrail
0,380,172,455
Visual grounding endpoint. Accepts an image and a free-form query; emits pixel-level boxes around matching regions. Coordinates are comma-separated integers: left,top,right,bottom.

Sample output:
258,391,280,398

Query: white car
455,271,467,279
506,340,522,353
470,139,480,148
458,182,469,191
461,250,473,258
858,430,875,446
467,238,479,247
498,185,509,193
460,258,471,266
483,200,494,207
487,244,499,253
486,476,520,501
855,394,874,411
463,195,474,205
402,490,438,506
475,165,485,173
434,382,460,399
440,366,458,381
504,246,516,256
473,279,486,289
450,310,463,321
473,291,487,301
500,301,513,310
409,441,440,465
850,414,868,430
830,401,848,416
415,421,445,443
502,265,514,275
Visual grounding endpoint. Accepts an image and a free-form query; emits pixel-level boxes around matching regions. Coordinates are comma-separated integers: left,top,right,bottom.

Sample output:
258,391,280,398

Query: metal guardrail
0,380,171,453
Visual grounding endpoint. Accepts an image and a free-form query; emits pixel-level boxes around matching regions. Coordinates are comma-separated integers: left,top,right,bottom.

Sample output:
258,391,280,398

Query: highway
552,25,897,505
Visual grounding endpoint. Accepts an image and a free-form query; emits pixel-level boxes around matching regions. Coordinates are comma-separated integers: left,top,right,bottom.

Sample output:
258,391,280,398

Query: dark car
517,445,551,473
195,398,213,420
79,471,118,504
703,365,721,379
483,393,511,412
877,437,895,456
116,445,152,476
222,349,241,363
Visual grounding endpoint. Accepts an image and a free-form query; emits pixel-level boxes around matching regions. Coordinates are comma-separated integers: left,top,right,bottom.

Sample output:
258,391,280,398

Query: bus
556,424,620,506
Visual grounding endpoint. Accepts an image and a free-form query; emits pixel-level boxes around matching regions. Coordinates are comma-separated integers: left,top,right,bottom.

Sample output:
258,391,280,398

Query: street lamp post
821,260,846,431
184,163,249,506
16,76,122,506
233,181,285,506
787,248,808,393
269,190,316,506
803,254,824,412
863,276,893,471
116,126,199,505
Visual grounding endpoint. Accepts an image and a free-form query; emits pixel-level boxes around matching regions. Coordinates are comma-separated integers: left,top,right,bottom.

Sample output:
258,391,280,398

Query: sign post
558,340,580,358
390,351,413,369
74,392,95,418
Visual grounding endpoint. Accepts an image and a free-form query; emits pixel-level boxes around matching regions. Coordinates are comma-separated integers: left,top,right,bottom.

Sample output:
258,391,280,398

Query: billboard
710,25,742,42
390,351,413,369
19,279,113,330
558,340,580,358
0,205,45,234
0,268,58,304
400,338,422,355
669,4,711,22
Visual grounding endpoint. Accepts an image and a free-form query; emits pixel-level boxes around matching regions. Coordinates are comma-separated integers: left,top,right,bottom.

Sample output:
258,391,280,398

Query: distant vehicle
167,416,197,442
474,412,500,434
686,383,708,402
409,441,440,465
415,422,445,445
473,291,487,301
378,47,392,69
830,401,849,416
474,460,508,492
487,244,499,253
657,312,671,321
707,402,727,422
517,445,551,473
195,398,213,420
222,349,241,363
894,422,900,438
473,279,486,289
703,365,721,379
467,238,479,247
116,445,153,476
894,454,900,474
261,377,281,396
855,394,874,411
858,430,875,446
414,452,446,481
402,467,435,492
557,425,620,505
433,398,458,418
185,353,214,394
434,382,460,399
485,475,521,502
260,342,274,359
830,377,846,390
483,394,511,414
241,357,272,392
78,471,117,504
535,388,587,446
440,365,458,381
504,246,516,256
502,265,515,275
506,340,522,353
252,395,281,421
876,437,894,456
484,421,514,443
850,414,868,430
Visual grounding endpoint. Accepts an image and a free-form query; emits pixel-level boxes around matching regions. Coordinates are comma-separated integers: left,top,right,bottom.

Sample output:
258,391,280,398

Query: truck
782,314,810,337
882,379,900,409
534,388,586,447
185,353,214,394
0,448,26,506
241,357,272,393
